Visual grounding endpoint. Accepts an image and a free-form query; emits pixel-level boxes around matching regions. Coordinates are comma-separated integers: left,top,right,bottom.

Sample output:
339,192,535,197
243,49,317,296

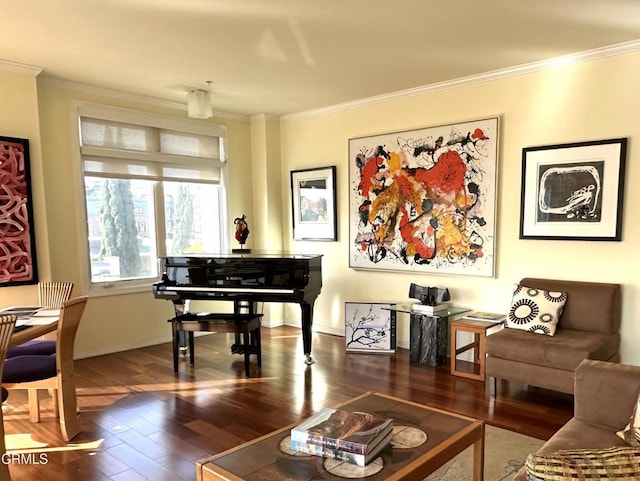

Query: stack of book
290,408,393,466
411,302,450,315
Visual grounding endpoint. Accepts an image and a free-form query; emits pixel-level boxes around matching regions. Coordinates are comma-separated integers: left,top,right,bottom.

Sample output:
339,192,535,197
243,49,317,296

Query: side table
450,318,503,381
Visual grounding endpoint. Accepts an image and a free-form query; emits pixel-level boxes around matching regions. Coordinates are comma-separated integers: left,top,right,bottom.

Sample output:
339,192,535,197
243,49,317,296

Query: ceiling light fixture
187,82,213,119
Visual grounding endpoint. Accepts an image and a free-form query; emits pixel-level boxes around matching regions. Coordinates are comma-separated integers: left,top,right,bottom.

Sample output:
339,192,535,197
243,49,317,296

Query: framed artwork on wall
290,166,337,241
348,117,499,277
0,136,38,286
344,302,396,353
519,138,627,241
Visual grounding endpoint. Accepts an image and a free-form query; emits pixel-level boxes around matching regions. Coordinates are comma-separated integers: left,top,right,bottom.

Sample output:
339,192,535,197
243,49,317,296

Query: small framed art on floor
344,302,396,353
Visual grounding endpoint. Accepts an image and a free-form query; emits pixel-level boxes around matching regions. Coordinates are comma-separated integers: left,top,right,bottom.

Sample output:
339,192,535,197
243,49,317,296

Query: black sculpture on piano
152,253,323,366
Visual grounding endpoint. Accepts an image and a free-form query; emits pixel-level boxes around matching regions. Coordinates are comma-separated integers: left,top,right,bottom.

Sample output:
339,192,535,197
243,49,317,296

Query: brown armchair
485,277,621,395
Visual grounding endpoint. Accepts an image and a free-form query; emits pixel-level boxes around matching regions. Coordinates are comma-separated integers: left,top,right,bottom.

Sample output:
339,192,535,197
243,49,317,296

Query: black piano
152,253,323,365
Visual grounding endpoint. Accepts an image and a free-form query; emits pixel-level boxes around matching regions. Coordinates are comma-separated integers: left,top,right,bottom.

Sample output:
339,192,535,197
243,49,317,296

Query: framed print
520,138,626,241
349,117,499,277
345,302,396,353
291,166,337,241
0,136,38,286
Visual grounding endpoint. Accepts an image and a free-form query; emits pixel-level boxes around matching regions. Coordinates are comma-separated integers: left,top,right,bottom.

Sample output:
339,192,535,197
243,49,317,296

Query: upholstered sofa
486,277,621,395
513,359,640,481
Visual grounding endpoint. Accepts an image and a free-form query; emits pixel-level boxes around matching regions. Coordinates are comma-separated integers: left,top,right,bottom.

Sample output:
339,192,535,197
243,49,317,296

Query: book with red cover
290,408,393,455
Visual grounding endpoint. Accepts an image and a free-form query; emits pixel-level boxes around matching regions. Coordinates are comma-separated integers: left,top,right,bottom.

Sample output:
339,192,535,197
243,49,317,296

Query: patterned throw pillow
526,447,640,481
506,284,567,336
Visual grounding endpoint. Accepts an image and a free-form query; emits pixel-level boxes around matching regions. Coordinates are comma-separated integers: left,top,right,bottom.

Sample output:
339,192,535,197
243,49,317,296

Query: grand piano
152,253,323,365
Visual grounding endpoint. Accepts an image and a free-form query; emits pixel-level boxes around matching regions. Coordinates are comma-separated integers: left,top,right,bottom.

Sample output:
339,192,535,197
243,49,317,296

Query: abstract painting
0,136,38,286
520,138,626,241
345,302,396,353
348,117,498,277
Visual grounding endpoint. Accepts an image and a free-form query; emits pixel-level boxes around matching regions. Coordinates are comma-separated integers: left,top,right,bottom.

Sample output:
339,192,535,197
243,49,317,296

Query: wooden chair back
56,296,88,372
0,315,16,365
0,315,17,481
38,282,74,308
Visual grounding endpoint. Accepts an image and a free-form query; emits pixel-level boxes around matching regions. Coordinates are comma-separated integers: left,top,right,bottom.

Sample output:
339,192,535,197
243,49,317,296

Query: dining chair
39,281,74,308
6,281,74,358
2,296,88,442
0,315,17,481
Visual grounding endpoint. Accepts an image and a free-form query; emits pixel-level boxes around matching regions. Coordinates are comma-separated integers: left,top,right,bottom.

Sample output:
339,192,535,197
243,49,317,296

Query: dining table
6,306,60,347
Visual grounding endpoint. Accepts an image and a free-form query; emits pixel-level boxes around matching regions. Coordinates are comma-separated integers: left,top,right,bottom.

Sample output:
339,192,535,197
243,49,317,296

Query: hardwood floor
3,326,573,481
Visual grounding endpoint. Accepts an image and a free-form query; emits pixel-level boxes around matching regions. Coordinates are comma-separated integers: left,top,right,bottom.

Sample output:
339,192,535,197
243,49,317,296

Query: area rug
425,425,544,481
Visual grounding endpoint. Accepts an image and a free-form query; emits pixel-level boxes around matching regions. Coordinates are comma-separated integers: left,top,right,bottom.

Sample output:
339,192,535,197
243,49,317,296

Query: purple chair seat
6,340,56,358
3,355,56,384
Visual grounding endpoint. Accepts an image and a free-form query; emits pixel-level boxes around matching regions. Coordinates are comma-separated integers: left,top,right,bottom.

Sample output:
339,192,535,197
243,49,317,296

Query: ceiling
2,0,640,117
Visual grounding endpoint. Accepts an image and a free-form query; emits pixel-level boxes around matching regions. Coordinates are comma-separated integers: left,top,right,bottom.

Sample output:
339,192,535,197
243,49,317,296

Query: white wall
280,51,640,365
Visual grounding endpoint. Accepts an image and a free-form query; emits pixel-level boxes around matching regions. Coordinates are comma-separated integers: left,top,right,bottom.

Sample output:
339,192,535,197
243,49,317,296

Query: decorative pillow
526,446,640,481
506,284,567,336
617,390,640,446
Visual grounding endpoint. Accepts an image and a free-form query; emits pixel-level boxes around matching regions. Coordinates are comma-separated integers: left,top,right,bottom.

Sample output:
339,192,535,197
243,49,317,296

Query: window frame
73,103,229,296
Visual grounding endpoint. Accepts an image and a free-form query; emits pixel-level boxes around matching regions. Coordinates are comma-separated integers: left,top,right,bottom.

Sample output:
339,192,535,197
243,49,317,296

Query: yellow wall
280,51,640,365
2,50,639,365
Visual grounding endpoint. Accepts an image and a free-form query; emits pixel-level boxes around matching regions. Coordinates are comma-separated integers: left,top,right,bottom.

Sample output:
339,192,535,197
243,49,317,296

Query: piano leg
188,332,195,366
301,302,315,365
242,328,251,377
172,321,180,373
171,300,191,356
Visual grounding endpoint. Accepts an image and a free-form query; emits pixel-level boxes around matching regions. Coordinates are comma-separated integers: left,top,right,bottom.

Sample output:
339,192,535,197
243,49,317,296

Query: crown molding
282,39,640,122
37,76,249,122
0,59,42,76
250,113,281,123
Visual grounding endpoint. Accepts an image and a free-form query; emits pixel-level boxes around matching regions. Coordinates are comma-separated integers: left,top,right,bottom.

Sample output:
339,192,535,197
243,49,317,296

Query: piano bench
170,312,263,377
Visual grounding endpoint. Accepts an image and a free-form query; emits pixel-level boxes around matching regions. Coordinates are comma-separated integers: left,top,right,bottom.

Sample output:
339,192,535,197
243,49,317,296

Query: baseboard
74,331,211,360
75,323,408,359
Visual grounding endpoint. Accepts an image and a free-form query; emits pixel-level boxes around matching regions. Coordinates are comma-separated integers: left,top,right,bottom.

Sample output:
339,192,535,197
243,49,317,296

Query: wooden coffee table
196,392,484,481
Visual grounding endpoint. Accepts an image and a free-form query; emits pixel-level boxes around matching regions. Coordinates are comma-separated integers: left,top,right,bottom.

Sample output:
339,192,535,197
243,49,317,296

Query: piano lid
159,251,322,262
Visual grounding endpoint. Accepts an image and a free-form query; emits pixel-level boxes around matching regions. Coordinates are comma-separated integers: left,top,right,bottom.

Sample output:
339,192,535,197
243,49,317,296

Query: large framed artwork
0,136,38,286
349,117,499,277
290,166,337,241
344,302,396,353
519,138,626,241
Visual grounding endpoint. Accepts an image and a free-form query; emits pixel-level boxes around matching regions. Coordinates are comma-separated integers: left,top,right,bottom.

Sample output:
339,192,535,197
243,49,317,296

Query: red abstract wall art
0,136,38,286
348,118,498,277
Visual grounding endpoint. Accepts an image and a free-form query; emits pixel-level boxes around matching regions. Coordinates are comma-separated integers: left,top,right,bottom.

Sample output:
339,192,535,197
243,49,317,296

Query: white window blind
78,106,225,183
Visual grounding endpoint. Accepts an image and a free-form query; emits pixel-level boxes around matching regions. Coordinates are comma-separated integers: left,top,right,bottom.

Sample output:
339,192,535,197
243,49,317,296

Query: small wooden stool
450,318,502,381
170,312,263,377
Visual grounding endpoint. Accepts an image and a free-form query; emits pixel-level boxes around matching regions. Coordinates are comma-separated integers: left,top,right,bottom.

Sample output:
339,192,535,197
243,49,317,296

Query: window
78,105,228,289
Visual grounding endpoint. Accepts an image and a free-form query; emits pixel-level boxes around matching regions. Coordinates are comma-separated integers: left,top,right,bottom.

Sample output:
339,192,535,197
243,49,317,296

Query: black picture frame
290,166,337,241
519,138,626,241
0,135,38,286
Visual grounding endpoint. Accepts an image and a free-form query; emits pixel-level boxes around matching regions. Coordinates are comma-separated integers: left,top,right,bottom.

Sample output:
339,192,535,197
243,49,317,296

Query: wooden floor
3,326,573,481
